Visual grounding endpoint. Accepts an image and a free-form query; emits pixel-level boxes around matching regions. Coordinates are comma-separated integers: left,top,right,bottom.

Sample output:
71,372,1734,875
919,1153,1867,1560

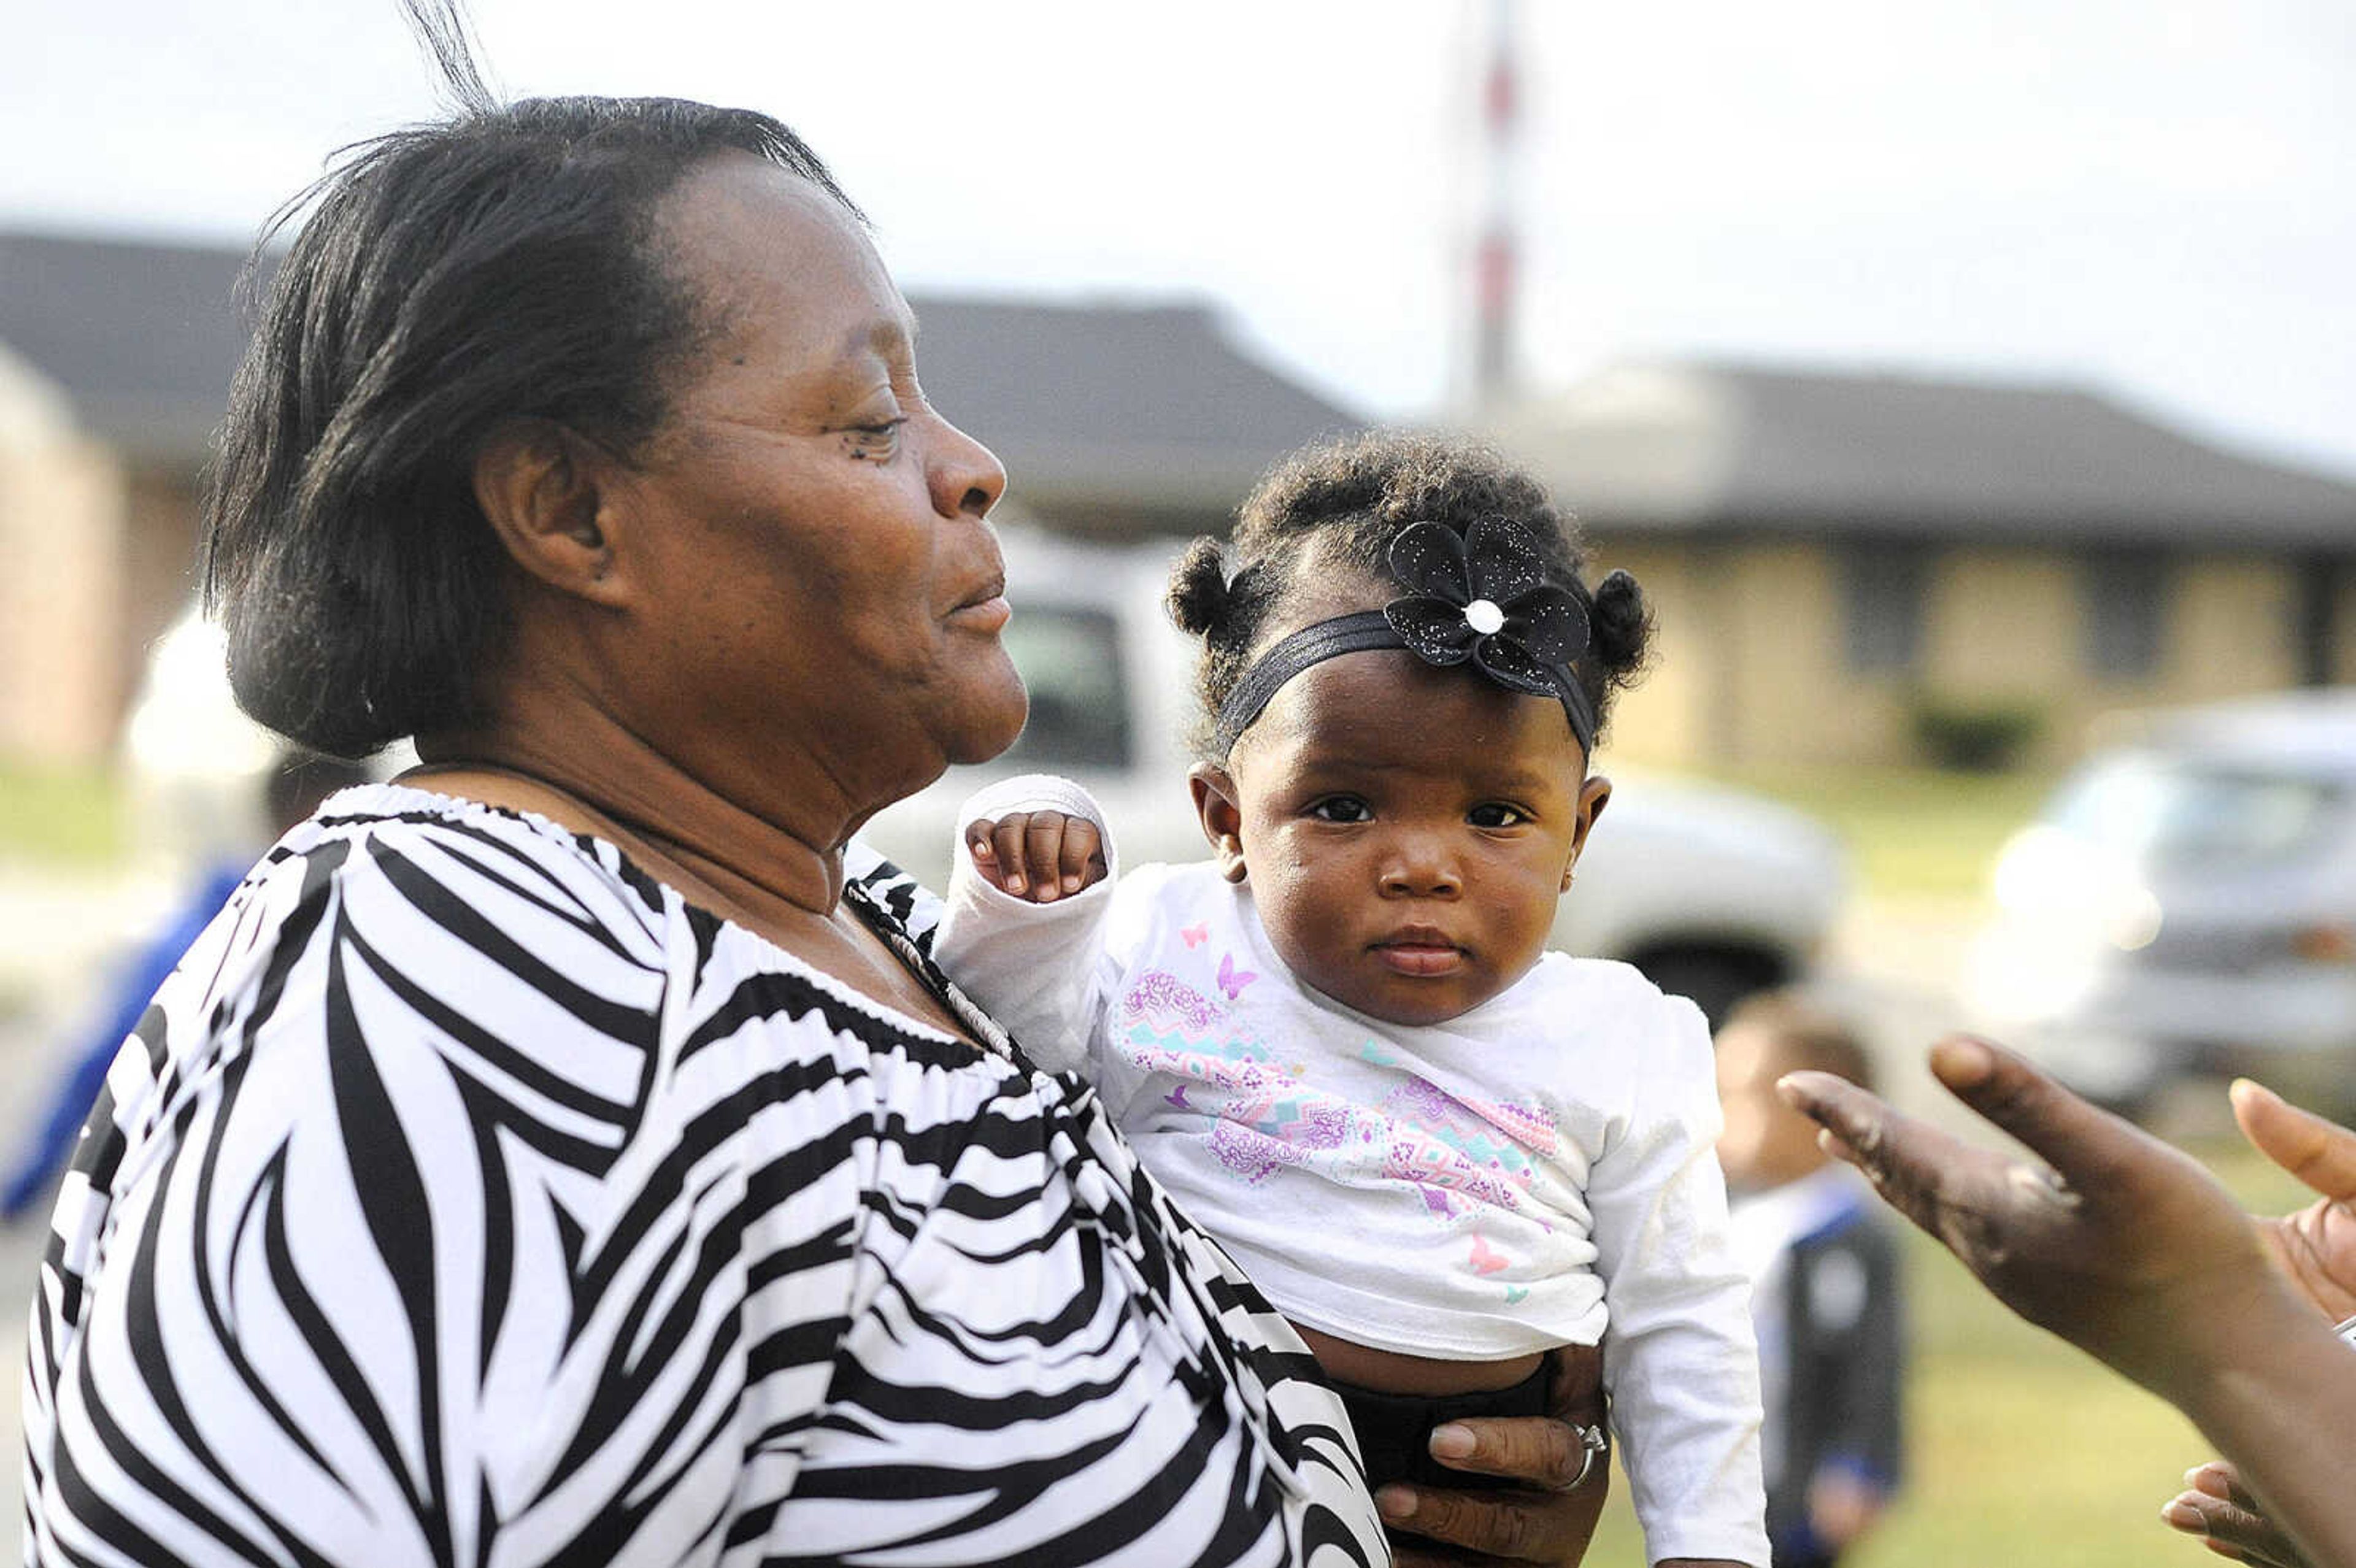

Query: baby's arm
1587,993,1769,1568
933,775,1122,1075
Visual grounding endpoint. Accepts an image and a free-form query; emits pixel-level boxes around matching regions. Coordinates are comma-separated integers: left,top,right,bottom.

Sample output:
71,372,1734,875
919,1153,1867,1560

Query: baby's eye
1307,797,1372,823
1468,803,1526,828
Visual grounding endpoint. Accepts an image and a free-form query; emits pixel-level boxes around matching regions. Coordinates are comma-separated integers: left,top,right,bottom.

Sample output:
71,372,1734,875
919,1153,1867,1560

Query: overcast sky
8,0,2354,475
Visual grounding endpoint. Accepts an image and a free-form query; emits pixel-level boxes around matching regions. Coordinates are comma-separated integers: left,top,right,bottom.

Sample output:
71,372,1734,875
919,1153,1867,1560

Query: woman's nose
928,408,1008,518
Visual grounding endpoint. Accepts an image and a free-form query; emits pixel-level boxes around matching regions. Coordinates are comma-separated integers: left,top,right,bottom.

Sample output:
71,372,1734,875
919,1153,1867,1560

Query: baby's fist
965,811,1108,903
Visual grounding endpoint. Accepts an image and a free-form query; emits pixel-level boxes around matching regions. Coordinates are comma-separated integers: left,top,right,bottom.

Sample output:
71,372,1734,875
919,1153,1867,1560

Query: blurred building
0,229,1358,765
9,229,2354,774
1488,363,2356,769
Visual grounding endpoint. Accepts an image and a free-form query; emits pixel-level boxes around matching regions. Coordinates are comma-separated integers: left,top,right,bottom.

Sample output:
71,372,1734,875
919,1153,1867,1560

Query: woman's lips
948,593,1012,632
947,574,1011,632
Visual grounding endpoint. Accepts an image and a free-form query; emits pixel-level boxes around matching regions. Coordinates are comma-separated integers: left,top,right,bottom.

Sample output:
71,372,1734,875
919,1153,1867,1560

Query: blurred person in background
1781,1041,2356,1568
1,747,371,1219
1715,993,1904,1568
18,61,1613,1568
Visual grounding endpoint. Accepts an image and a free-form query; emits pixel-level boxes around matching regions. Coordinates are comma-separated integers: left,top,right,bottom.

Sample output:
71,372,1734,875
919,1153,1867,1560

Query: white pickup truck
859,529,1849,1023
126,529,1847,1023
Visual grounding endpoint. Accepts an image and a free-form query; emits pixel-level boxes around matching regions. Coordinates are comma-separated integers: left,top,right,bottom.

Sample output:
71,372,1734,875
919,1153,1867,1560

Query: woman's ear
1188,762,1249,883
1562,774,1612,891
472,419,627,607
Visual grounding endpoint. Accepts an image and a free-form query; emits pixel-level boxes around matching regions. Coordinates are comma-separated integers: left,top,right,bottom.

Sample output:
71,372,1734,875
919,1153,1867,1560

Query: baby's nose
1379,834,1462,896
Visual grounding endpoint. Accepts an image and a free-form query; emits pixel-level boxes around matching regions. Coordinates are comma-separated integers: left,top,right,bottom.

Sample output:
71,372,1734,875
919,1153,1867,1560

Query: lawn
1700,764,2059,901
0,758,123,866
1576,1137,2318,1568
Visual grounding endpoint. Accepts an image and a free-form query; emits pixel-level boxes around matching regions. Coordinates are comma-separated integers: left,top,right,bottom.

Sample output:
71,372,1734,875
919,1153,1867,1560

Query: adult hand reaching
1776,1038,2356,1568
2233,1079,2356,1326
1774,1036,2278,1396
2160,1082,2355,1568
2165,1460,2312,1568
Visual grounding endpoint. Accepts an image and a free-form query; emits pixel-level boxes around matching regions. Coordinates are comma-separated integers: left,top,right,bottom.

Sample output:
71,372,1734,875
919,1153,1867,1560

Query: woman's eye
1469,803,1526,828
847,418,906,459
1307,797,1371,823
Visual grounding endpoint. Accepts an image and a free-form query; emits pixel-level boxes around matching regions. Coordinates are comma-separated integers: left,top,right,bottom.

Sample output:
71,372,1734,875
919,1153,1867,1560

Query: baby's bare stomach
1295,1322,1603,1402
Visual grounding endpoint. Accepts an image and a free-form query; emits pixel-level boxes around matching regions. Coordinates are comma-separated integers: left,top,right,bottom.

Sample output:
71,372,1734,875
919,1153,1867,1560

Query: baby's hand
964,812,1108,903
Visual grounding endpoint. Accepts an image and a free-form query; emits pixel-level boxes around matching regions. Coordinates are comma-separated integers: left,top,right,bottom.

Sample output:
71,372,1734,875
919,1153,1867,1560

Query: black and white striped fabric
23,785,1385,1567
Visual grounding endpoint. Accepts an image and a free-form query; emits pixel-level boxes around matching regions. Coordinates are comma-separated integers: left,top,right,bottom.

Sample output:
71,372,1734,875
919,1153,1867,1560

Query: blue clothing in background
1730,1165,1908,1568
2,859,249,1218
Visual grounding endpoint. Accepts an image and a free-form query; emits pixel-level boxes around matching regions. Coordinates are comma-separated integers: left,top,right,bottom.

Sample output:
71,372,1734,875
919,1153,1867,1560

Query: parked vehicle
1965,691,2356,1116
858,529,1849,1023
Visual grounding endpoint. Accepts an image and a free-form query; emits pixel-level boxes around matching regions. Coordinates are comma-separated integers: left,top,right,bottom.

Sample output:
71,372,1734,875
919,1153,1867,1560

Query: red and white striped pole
1471,0,1522,404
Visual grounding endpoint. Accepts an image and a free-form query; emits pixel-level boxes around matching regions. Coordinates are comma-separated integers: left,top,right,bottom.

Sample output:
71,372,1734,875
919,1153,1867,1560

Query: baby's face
1203,648,1604,1026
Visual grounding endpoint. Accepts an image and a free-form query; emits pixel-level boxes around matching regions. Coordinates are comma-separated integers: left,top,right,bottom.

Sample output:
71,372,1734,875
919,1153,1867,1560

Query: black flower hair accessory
1207,517,1600,757
1383,518,1592,699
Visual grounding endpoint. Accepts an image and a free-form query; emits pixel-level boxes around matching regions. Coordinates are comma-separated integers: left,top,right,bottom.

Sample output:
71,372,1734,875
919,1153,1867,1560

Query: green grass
1699,764,2059,901
1579,1140,2316,1567
0,758,123,866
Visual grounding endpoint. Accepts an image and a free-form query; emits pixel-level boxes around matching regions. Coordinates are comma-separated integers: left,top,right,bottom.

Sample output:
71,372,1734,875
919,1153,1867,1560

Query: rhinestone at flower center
1464,598,1506,635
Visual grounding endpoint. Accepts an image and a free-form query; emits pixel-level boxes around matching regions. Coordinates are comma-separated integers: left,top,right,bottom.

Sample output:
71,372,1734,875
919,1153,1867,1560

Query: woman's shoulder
302,782,670,920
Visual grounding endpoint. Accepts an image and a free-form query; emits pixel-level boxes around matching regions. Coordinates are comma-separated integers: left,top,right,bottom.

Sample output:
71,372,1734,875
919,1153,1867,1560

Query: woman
22,96,1609,1567
1780,1038,2356,1568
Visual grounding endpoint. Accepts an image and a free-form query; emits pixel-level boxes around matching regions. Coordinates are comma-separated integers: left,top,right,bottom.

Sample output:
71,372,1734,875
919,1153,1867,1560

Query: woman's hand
2232,1080,2356,1326
2165,1461,2312,1568
1773,1036,2279,1402
1380,1353,1611,1567
963,811,1107,903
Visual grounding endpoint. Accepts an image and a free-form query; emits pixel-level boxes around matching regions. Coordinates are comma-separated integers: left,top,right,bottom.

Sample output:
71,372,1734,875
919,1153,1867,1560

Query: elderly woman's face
616,153,1025,803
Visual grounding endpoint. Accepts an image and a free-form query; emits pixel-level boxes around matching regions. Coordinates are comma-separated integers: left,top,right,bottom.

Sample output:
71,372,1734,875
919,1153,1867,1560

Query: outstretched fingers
2231,1080,2356,1204
1914,1037,2155,1197
2233,1080,2356,1324
2164,1461,2312,1568
1773,1066,1979,1239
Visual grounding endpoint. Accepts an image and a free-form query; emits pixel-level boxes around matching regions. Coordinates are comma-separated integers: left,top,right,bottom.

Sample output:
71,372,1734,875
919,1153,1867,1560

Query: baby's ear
1562,774,1612,890
1188,763,1249,883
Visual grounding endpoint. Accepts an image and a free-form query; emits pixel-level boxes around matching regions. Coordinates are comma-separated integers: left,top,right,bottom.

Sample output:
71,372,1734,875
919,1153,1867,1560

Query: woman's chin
941,683,1031,767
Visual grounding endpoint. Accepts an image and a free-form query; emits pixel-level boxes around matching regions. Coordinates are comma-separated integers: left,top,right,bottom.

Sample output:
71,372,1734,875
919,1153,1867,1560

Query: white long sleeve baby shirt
933,776,1768,1566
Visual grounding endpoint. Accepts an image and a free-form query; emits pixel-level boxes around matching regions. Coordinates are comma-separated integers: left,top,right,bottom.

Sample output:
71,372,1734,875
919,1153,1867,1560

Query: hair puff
1165,536,1234,637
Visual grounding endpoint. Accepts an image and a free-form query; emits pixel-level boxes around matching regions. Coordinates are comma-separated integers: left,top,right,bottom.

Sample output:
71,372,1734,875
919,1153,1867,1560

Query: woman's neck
411,703,858,928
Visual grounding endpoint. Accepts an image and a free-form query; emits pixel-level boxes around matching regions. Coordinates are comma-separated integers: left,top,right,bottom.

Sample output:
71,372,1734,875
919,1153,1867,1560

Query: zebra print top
22,786,1387,1567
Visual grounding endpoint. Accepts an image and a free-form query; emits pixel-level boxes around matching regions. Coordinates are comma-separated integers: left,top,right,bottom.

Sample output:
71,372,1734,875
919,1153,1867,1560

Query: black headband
1209,518,1598,757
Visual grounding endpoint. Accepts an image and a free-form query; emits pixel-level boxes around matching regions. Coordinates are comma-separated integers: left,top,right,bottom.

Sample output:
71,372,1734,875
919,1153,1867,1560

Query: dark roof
0,231,258,462
910,298,1358,512
1498,362,2356,549
0,229,1360,505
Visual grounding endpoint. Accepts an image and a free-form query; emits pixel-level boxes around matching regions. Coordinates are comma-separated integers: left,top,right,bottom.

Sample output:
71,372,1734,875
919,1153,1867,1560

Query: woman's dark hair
202,92,858,756
1166,430,1655,759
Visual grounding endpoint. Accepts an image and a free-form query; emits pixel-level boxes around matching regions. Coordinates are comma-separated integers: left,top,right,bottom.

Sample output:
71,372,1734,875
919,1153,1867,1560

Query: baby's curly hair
1166,430,1655,760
